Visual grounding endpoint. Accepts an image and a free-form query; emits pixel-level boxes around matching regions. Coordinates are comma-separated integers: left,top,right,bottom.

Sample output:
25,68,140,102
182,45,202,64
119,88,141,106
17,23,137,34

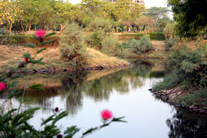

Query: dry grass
0,45,130,72
86,48,129,67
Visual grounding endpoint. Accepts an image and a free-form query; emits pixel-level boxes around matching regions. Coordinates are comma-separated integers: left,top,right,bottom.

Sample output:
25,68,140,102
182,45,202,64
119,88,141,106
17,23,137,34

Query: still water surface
10,61,207,137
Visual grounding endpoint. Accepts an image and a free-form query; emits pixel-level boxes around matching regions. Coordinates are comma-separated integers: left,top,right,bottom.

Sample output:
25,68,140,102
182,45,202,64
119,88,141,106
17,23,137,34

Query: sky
69,0,169,8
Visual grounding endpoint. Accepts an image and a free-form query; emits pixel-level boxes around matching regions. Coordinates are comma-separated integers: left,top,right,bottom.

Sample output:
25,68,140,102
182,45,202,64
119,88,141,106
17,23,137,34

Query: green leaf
41,114,55,126
52,111,68,125
30,36,39,40
45,32,56,38
64,126,80,138
8,89,21,99
10,81,19,87
11,75,21,79
112,117,126,123
24,43,36,48
30,58,44,65
3,109,17,123
82,127,98,136
29,84,45,91
37,48,46,53
40,40,54,46
23,53,32,59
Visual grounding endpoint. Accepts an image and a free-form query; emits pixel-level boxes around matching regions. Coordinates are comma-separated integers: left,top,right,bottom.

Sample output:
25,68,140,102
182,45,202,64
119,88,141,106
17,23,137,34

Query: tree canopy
168,0,207,37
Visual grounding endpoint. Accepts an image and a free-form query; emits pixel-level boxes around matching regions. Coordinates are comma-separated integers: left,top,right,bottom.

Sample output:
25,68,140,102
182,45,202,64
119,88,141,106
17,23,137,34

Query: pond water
4,60,207,137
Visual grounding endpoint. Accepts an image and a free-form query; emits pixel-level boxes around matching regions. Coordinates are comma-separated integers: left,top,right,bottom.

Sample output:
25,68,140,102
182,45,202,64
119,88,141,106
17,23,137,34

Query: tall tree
168,0,207,37
0,0,19,34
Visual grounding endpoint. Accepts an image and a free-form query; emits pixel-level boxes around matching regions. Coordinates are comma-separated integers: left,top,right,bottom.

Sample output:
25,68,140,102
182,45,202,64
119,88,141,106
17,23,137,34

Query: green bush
101,36,122,57
84,31,105,49
118,32,165,41
165,37,177,51
0,35,59,46
178,89,207,108
130,35,153,54
153,45,207,92
59,23,87,68
148,32,165,40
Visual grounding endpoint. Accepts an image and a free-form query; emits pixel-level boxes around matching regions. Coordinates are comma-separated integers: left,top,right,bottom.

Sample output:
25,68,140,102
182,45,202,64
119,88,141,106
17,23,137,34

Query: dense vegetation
0,0,171,34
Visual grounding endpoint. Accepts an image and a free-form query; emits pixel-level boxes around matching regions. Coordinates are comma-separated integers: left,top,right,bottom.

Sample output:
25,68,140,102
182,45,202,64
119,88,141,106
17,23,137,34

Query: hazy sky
69,0,169,8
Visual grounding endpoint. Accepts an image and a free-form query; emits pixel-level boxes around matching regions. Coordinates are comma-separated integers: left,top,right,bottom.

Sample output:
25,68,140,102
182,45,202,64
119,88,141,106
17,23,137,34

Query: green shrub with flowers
0,30,125,137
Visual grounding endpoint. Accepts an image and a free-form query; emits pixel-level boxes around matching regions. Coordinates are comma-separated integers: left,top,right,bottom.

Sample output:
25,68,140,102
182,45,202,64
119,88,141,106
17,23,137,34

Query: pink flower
101,110,113,120
23,57,29,63
35,29,45,42
0,82,7,92
35,29,45,38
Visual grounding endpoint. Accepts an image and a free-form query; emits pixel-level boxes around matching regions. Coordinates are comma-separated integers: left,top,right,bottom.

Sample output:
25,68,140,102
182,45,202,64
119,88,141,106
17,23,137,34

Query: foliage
88,18,113,34
168,0,207,37
0,35,59,46
0,30,126,137
148,32,165,40
101,35,122,57
0,27,6,35
130,35,153,54
165,37,177,51
118,32,165,41
164,22,177,39
144,7,171,32
178,89,207,108
59,23,87,68
153,45,207,92
84,31,104,49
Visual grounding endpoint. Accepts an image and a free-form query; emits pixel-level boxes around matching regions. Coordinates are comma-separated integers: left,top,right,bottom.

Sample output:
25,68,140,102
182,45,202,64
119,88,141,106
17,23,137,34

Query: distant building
102,0,145,5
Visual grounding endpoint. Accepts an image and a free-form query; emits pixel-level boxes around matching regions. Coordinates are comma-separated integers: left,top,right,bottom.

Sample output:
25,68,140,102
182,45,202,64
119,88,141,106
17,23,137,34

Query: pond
3,60,207,137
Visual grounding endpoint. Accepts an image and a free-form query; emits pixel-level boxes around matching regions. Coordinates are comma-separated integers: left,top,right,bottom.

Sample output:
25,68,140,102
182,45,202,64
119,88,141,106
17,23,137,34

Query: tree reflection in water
59,71,87,115
13,60,162,115
166,108,207,137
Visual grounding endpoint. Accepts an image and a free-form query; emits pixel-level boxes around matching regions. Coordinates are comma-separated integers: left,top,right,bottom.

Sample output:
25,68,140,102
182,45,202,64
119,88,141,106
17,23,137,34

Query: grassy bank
0,45,130,73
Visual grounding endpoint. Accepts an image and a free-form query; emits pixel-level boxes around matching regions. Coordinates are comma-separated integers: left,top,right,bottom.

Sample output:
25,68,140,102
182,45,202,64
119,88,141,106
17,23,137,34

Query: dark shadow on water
166,108,207,137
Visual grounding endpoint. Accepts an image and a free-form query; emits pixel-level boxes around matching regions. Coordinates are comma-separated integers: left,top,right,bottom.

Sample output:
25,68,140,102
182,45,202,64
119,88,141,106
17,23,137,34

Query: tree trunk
29,21,32,32
20,19,25,34
9,23,12,35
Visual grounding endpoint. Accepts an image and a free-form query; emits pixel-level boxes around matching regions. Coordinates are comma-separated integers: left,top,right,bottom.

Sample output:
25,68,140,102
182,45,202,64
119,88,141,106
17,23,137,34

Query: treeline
0,0,171,34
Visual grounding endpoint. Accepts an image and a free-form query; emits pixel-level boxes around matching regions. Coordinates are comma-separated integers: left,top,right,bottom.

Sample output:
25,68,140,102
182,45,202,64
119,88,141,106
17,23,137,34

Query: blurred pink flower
35,29,45,38
101,110,113,120
0,82,7,92
23,57,29,63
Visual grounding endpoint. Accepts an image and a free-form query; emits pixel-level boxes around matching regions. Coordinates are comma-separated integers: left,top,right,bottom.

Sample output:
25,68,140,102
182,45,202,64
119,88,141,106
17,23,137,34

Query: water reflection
9,60,207,137
15,60,159,114
167,108,207,137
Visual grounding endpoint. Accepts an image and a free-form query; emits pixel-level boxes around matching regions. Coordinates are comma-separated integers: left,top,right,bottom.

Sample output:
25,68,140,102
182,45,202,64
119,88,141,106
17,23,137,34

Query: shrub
153,45,207,91
178,89,207,108
101,36,122,57
165,37,177,51
118,32,165,41
130,35,153,54
128,39,140,54
0,35,59,46
84,30,105,49
59,23,87,68
85,18,113,49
